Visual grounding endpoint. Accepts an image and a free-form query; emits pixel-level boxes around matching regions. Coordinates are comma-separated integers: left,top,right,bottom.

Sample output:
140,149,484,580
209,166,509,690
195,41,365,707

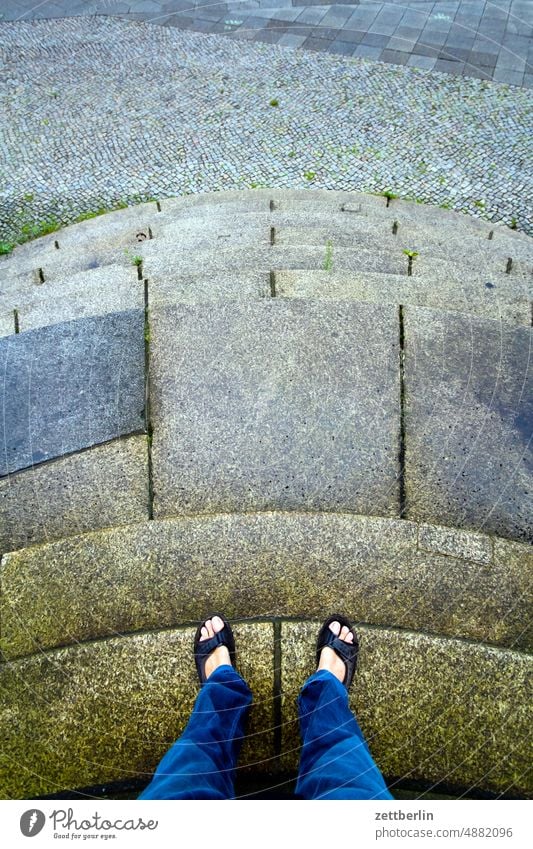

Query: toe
345,631,354,643
200,626,209,641
212,615,224,634
329,620,341,637
340,625,350,640
205,619,214,638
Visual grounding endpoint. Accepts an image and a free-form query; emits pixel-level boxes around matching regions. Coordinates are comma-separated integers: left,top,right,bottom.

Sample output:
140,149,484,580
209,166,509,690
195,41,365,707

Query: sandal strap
320,627,357,666
195,629,228,657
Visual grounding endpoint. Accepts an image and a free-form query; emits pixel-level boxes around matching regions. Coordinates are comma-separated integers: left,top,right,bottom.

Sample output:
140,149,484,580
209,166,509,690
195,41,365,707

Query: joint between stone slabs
144,278,154,521
273,619,282,757
398,304,407,518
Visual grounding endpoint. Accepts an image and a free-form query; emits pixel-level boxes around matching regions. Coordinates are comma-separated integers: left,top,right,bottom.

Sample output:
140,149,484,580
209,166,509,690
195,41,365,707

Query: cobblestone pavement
1,15,532,239
1,0,532,86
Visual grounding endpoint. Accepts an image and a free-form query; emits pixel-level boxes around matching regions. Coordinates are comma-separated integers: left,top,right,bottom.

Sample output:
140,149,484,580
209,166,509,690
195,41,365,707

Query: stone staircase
1,189,532,799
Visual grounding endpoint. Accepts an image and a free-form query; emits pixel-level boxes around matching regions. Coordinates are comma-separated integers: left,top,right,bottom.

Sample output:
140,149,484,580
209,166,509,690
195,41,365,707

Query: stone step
1,514,530,661
278,623,532,796
274,270,531,325
0,435,149,557
149,299,401,519
404,307,533,544
140,240,527,292
0,201,158,286
152,213,533,270
0,311,14,337
0,265,143,333
148,299,531,542
0,620,530,798
2,190,529,291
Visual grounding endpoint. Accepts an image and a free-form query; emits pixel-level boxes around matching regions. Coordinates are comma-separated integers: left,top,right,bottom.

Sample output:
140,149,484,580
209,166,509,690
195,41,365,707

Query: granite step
140,240,528,291
152,212,533,270
0,264,143,333
0,620,530,798
274,269,530,325
1,514,531,662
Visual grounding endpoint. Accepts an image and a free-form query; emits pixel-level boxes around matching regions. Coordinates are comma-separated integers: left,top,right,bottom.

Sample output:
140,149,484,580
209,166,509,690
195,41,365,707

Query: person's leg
139,616,252,800
295,619,393,800
295,669,393,799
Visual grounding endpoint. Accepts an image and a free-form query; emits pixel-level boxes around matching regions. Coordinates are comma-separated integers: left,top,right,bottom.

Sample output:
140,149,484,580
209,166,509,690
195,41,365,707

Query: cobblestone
0,16,531,239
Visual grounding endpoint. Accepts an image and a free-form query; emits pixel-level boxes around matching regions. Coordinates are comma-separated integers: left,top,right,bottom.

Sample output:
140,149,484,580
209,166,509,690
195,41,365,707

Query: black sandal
315,614,359,690
194,612,236,685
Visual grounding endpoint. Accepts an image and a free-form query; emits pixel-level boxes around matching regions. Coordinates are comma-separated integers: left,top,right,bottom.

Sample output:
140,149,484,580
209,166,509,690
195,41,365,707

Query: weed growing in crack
323,240,333,272
403,248,419,276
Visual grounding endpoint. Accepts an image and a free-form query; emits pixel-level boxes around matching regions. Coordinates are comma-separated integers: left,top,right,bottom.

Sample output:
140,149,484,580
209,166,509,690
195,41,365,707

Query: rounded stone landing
0,189,532,799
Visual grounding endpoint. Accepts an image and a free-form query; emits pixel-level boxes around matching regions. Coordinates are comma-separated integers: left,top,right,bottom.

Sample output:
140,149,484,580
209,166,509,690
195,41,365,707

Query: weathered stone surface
404,307,533,544
275,270,530,325
3,513,530,660
0,311,14,337
1,203,157,288
0,436,149,556
280,622,533,797
148,271,270,306
151,301,400,517
0,311,145,476
418,523,493,564
0,622,274,798
2,265,144,332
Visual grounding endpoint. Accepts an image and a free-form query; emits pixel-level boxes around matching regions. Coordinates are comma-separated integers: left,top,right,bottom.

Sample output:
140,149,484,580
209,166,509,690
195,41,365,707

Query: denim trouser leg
138,665,252,799
295,669,393,800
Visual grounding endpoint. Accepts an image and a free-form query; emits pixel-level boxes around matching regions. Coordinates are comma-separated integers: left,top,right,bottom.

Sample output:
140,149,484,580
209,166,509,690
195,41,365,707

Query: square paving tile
328,40,358,56
151,301,401,518
0,311,145,476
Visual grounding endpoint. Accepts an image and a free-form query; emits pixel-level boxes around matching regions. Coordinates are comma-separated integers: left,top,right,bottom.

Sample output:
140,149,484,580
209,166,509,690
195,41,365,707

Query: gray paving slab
0,435,149,556
0,311,145,477
404,307,533,544
150,300,401,518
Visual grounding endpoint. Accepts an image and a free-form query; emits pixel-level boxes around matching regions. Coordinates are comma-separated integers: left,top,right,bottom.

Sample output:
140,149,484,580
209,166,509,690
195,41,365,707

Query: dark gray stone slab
404,307,533,543
0,311,145,476
151,301,401,517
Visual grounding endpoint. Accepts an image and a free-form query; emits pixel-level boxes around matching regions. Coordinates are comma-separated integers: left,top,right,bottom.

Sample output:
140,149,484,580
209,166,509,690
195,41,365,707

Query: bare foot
317,620,354,684
199,616,232,680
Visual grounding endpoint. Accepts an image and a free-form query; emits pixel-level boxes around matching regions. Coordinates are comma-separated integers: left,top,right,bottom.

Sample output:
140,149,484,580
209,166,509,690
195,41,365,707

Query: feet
199,615,232,680
317,620,355,684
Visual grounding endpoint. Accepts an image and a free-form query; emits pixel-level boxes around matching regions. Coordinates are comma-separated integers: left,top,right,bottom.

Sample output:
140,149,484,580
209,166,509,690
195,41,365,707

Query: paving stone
151,300,401,517
0,622,274,798
279,622,533,796
0,311,145,476
0,435,149,556
404,307,533,544
1,265,143,332
278,33,307,48
3,512,530,661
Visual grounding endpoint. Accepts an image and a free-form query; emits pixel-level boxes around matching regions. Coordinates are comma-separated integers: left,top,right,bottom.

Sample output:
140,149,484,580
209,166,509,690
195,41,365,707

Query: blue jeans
139,666,393,800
